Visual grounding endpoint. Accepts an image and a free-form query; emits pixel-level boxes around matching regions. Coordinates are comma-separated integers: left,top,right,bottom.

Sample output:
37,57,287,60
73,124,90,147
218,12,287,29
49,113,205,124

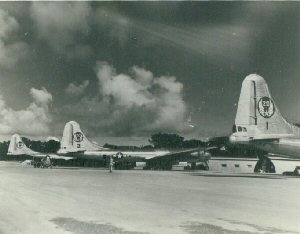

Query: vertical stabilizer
7,134,38,155
59,121,102,153
234,74,300,137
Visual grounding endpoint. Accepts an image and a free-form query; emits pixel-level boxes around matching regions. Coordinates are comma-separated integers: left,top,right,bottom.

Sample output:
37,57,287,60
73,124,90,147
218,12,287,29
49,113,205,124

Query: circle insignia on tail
73,132,84,142
258,97,275,118
16,141,24,149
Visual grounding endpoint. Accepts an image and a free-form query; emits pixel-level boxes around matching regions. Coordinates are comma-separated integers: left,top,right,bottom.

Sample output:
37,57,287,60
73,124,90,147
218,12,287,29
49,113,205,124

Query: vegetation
21,137,60,153
149,133,205,149
0,141,9,157
103,133,204,150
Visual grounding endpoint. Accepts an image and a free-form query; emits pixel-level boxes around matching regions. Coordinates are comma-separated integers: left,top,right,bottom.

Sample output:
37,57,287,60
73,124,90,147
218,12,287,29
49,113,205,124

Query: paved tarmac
0,161,299,234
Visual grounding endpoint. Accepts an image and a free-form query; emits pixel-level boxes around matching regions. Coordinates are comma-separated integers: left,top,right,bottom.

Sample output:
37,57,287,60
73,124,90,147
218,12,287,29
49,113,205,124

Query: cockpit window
232,124,237,133
238,126,242,132
242,127,247,132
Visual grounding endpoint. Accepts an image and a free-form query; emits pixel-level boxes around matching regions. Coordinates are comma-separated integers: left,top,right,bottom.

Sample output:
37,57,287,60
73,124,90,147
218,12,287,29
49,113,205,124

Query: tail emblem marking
258,97,275,118
16,141,24,149
73,132,84,142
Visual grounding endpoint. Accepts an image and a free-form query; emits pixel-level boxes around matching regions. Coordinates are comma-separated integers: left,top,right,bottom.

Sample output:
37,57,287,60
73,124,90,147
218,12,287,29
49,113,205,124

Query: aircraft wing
57,147,222,161
109,147,217,159
28,153,74,160
249,133,295,140
145,147,218,165
147,147,209,159
250,138,279,143
48,155,74,160
164,148,201,156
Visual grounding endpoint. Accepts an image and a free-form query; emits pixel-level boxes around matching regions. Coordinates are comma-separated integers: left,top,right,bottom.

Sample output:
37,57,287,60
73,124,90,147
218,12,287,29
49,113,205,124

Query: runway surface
0,161,299,234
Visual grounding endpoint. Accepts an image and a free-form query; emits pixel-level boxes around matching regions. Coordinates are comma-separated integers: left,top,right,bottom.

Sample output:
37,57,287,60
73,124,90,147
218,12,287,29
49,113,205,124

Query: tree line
21,137,60,153
104,133,205,150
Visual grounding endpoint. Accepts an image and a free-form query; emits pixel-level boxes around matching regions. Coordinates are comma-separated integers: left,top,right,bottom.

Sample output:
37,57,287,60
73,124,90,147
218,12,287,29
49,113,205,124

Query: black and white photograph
0,1,300,234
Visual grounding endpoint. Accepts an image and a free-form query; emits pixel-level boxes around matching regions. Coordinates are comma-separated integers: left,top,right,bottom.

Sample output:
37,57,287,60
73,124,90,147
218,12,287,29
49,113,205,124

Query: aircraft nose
229,134,237,143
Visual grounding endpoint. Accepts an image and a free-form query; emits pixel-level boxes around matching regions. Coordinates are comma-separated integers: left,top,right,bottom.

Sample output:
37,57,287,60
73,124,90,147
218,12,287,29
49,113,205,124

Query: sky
0,2,300,145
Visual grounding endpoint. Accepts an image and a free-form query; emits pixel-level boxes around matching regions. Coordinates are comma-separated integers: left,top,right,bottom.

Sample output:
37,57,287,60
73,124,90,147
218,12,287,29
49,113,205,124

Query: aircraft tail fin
59,121,103,153
234,74,300,137
7,134,38,155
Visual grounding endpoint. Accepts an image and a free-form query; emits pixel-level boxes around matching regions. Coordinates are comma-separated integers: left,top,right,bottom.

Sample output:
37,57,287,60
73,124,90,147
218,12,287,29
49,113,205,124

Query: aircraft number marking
258,97,275,118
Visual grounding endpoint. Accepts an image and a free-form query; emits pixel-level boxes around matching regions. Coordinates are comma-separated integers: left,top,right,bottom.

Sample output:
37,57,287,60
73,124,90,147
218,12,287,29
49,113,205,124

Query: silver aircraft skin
229,74,300,159
56,121,188,160
7,134,73,160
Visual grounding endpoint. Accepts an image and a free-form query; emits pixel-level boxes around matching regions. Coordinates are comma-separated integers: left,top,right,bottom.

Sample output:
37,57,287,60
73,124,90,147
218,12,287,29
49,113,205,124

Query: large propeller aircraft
57,121,176,159
229,74,300,160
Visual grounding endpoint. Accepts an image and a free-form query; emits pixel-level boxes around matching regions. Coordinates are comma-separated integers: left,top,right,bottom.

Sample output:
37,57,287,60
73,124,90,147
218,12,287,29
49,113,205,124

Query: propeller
190,148,212,162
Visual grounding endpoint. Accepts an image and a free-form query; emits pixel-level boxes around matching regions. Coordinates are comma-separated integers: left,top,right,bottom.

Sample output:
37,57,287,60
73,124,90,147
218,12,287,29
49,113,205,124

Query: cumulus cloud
0,88,53,136
65,80,89,97
0,9,29,69
96,62,153,107
30,87,53,105
46,136,60,142
63,62,188,136
30,2,92,59
0,9,18,38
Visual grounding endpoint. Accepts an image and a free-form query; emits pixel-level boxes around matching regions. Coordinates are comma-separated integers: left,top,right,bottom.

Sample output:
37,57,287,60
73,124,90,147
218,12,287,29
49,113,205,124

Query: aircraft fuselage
58,150,171,160
230,133,300,159
252,138,300,159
